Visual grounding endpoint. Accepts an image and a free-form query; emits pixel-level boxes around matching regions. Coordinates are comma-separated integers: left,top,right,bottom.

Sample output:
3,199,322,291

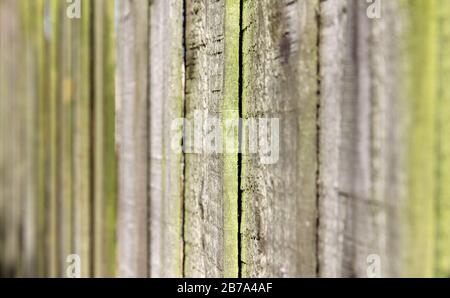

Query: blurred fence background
0,0,116,277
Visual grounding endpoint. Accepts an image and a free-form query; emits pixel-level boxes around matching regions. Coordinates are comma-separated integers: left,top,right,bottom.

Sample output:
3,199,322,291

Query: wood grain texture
241,0,319,277
116,0,149,278
318,0,407,277
93,0,117,278
184,0,240,278
148,0,184,277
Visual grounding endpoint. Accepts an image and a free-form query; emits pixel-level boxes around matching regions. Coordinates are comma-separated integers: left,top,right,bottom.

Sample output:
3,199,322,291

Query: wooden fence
0,0,449,278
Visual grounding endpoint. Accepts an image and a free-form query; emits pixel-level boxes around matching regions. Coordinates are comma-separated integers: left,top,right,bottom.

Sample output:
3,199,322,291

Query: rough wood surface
184,0,240,278
240,0,320,277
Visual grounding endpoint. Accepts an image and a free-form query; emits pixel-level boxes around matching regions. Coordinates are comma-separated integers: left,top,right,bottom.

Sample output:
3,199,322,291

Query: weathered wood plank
436,0,450,278
241,0,319,277
58,2,74,277
405,0,438,278
148,0,184,277
318,0,408,277
34,0,47,277
222,0,240,278
317,0,351,277
0,0,24,277
46,0,61,277
184,0,240,278
372,0,409,278
72,0,93,277
0,0,7,276
18,0,46,277
93,0,117,278
116,0,149,278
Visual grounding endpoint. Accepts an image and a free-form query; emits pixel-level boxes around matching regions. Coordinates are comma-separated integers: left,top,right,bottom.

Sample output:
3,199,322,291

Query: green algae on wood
435,0,450,278
183,0,240,277
93,0,117,278
222,0,240,278
72,0,92,277
406,0,438,277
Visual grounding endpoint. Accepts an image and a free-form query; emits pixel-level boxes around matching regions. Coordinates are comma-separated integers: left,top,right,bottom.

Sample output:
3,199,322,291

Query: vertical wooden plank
436,0,450,278
371,0,410,277
184,0,240,277
222,0,240,278
93,0,117,278
103,1,117,277
16,0,27,277
240,0,319,277
12,0,24,277
317,0,351,277
2,0,35,277
339,1,372,277
317,0,409,277
36,0,47,276
59,1,74,276
148,0,184,277
184,0,226,277
116,0,149,278
0,0,21,277
45,0,62,277
18,0,45,277
350,0,407,277
0,0,6,277
92,0,117,277
93,0,106,277
73,0,92,277
406,0,438,277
